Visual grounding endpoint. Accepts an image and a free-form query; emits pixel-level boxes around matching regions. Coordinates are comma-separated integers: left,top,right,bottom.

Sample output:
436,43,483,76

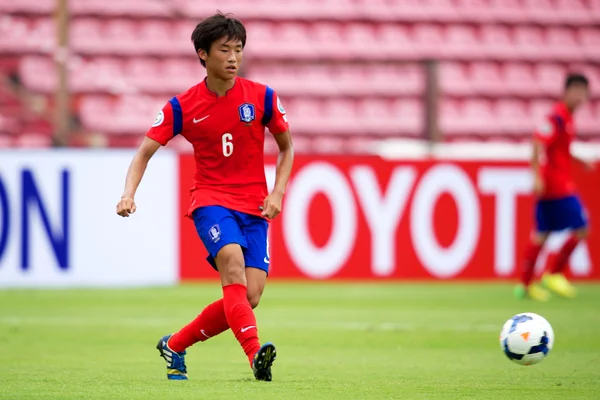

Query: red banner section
179,156,600,280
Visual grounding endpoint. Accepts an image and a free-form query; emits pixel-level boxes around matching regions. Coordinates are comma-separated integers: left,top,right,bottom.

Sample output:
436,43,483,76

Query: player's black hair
564,73,589,90
191,11,246,67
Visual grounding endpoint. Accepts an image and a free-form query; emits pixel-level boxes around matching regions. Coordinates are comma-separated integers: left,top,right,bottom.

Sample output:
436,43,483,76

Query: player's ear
198,49,208,63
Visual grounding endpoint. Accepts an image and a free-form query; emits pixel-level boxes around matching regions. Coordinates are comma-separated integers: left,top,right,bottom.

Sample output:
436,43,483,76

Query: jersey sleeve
261,86,289,135
146,97,183,146
533,114,563,145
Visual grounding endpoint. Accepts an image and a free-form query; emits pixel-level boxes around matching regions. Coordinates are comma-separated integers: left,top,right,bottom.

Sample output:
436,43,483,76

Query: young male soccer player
516,73,591,302
116,13,294,381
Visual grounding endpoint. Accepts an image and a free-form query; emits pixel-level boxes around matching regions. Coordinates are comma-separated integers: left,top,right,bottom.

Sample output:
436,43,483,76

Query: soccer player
116,13,294,381
515,73,591,302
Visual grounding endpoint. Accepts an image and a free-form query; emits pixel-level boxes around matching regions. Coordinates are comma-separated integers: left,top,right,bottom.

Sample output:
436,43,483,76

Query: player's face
565,84,589,110
200,36,243,80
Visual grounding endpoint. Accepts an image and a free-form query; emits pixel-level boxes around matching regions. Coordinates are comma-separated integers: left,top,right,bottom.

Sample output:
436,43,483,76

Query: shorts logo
238,103,255,123
152,110,164,127
208,224,221,243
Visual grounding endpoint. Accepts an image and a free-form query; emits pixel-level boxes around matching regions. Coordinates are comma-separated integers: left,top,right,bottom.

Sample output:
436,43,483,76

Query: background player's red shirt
146,77,289,218
533,102,576,199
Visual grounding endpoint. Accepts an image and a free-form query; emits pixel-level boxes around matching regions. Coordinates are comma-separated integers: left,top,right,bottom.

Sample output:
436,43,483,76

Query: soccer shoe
156,334,188,380
542,273,577,298
252,342,276,382
514,284,550,302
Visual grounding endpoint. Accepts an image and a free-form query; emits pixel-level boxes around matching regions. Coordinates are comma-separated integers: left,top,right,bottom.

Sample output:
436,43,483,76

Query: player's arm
117,137,162,217
531,138,544,195
531,116,559,195
117,99,180,217
262,89,294,219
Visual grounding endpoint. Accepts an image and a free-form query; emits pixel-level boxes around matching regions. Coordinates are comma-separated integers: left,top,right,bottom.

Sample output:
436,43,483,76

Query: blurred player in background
116,12,294,381
516,74,591,302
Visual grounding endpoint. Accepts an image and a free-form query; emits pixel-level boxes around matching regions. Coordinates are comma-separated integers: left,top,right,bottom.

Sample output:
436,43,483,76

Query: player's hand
261,191,283,219
116,197,137,217
533,176,544,195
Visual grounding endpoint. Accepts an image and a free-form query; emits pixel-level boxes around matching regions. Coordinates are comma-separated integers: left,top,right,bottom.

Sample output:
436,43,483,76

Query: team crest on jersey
152,110,164,127
208,224,221,243
238,103,256,123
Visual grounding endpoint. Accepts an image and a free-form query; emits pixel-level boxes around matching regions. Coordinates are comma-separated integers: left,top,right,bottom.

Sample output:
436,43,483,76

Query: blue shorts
192,206,270,274
535,195,588,233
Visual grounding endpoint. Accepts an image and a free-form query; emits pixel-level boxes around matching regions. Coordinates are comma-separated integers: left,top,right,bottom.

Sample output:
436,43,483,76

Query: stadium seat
529,100,556,124
469,62,506,95
502,63,538,96
513,26,547,60
488,0,528,23
523,0,562,25
480,25,515,59
322,98,361,134
358,98,396,134
495,99,531,135
534,63,565,97
0,0,53,14
422,0,460,22
103,19,140,55
379,24,415,58
390,99,422,134
345,23,378,59
69,0,170,17
455,0,495,23
439,62,472,95
70,18,105,54
545,27,583,61
445,25,482,58
578,28,600,61
460,99,497,134
555,0,591,24
311,22,346,59
412,24,446,58
284,98,324,134
19,56,55,92
277,23,316,59
124,58,162,92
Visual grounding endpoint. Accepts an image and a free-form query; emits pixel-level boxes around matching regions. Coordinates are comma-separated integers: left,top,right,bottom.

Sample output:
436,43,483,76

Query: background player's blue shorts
535,195,588,233
192,206,270,274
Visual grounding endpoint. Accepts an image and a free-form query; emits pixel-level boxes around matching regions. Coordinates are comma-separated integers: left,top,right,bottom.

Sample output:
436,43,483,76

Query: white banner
0,150,178,287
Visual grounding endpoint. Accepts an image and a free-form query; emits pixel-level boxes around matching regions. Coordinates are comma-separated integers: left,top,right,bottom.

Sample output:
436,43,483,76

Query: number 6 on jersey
222,133,233,157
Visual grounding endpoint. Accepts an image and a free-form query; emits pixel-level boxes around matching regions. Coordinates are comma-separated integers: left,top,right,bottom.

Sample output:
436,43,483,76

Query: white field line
0,316,500,333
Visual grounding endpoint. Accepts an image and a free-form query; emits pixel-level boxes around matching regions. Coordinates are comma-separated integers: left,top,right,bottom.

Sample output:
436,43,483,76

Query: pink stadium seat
19,56,55,92
412,24,446,58
440,99,464,134
124,58,162,92
439,62,472,95
421,0,460,22
345,23,378,59
333,64,367,95
277,23,316,59
70,19,105,54
529,100,555,124
138,21,177,55
80,96,113,132
103,19,139,55
386,0,429,21
367,64,422,95
514,26,546,60
495,99,530,135
460,99,497,134
390,99,422,134
545,27,583,61
554,0,591,24
358,99,396,134
0,0,53,14
283,98,322,134
322,98,361,134
469,62,506,95
312,23,346,59
578,28,600,61
243,22,274,56
534,63,565,97
161,59,205,91
0,17,30,53
502,63,537,96
480,25,515,59
445,25,482,58
28,19,55,53
15,133,52,148
523,0,561,24
488,0,528,23
455,0,495,22
591,0,600,20
71,0,170,17
379,25,415,58
353,0,391,20
299,64,338,95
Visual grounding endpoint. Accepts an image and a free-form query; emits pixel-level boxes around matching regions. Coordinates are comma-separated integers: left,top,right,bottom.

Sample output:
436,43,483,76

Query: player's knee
247,292,261,309
216,245,246,285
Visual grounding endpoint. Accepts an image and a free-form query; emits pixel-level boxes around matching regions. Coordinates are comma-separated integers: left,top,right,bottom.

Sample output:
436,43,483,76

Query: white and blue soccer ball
499,312,554,366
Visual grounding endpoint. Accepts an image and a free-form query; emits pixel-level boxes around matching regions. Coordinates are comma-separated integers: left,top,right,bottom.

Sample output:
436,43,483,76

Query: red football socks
223,284,261,366
168,299,229,353
521,240,543,287
550,235,579,274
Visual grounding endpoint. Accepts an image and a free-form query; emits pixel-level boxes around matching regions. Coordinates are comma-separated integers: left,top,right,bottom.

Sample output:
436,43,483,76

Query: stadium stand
0,0,599,149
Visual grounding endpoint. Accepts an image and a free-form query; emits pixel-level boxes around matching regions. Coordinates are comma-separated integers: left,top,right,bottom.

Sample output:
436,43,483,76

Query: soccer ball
499,312,554,366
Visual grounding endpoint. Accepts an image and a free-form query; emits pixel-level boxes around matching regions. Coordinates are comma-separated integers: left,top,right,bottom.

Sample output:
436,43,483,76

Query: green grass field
1,283,599,399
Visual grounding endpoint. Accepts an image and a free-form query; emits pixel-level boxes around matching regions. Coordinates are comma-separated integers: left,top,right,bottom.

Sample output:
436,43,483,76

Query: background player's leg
549,229,587,274
520,232,548,286
216,244,261,366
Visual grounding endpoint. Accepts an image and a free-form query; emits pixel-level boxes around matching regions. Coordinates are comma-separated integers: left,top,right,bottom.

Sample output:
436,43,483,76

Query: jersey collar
201,77,238,98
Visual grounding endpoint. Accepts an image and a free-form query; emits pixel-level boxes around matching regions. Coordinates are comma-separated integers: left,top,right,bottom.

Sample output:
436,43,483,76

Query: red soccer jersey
146,77,289,218
533,102,576,199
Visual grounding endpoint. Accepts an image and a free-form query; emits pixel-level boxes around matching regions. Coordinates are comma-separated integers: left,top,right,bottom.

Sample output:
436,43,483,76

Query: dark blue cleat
252,342,276,382
156,334,188,380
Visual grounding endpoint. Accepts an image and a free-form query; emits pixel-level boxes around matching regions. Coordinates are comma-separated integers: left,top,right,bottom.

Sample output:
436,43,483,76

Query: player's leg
515,199,551,301
543,196,588,298
157,206,243,379
239,212,276,381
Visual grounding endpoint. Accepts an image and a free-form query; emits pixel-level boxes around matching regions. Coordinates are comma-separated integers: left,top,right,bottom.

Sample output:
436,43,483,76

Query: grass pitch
0,282,599,399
